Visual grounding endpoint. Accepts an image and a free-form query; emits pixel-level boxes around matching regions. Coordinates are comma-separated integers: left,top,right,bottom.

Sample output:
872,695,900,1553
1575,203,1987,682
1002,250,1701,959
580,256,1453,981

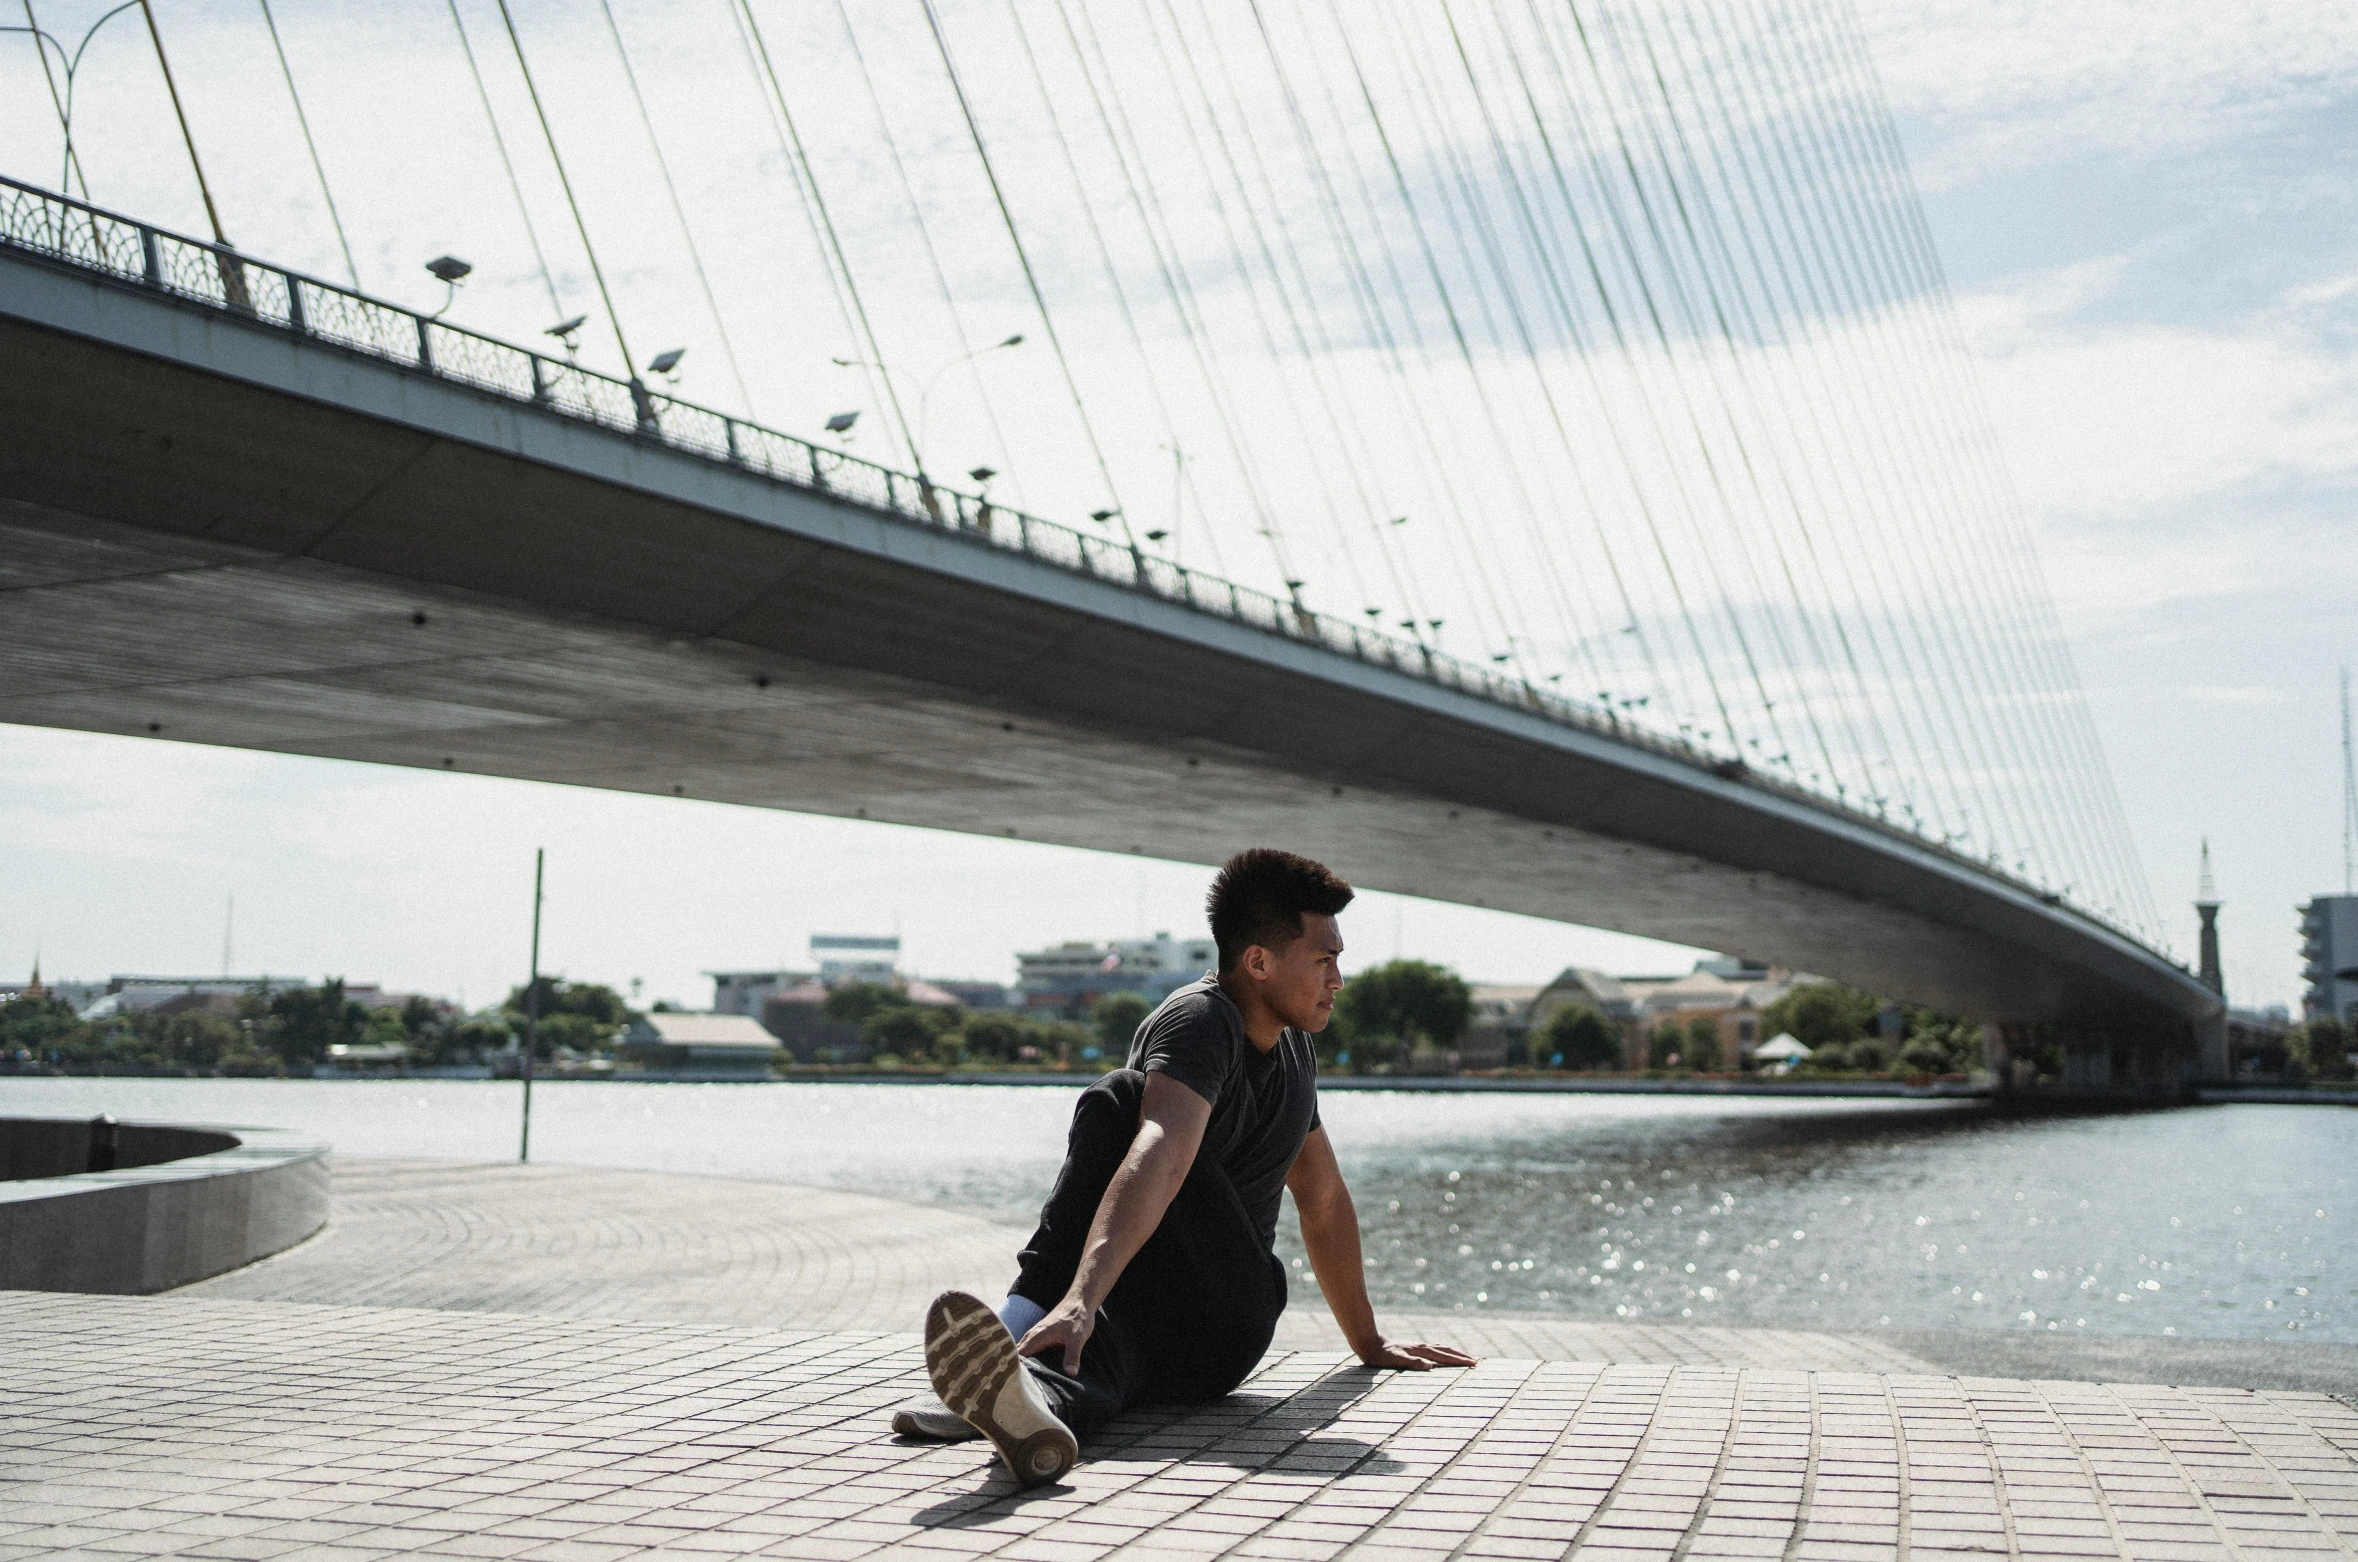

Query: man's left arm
1287,1126,1477,1371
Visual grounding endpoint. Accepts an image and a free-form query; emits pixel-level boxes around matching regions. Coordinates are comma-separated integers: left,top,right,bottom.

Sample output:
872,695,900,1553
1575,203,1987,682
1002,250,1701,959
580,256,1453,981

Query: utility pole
521,849,542,1163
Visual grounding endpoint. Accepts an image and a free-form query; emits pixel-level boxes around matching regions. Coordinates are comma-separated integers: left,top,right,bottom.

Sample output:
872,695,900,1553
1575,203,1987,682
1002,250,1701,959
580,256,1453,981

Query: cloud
1857,0,2358,181
2183,685,2299,707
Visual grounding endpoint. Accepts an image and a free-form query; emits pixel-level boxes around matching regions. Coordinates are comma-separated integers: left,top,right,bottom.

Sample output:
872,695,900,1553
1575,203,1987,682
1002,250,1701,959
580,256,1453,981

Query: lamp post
3,1,143,200
520,848,542,1164
832,333,1023,481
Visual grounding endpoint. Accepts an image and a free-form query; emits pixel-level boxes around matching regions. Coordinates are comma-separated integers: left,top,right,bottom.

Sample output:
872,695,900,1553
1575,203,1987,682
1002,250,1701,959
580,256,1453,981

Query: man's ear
1238,943,1273,982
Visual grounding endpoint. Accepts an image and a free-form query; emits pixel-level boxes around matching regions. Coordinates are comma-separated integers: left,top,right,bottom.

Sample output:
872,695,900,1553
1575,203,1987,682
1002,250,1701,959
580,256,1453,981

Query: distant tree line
1526,979,1983,1078
3,961,2003,1083
810,981,1132,1069
0,976,638,1077
2275,1016,2355,1082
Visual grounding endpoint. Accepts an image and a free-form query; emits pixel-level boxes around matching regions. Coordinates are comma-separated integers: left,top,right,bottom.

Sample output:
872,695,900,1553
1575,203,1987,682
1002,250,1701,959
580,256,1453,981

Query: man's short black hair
1207,849,1354,971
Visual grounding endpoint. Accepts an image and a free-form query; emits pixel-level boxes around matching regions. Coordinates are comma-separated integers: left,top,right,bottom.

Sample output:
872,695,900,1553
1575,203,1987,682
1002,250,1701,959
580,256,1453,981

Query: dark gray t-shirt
1125,975,1322,1250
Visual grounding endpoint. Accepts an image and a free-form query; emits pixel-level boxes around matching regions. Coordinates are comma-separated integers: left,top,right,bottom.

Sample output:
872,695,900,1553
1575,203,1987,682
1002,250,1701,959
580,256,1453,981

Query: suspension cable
1790,0,2158,926
1269,0,1551,662
1358,0,1634,699
596,0,755,416
137,0,228,245
256,0,357,288
492,0,634,375
445,0,561,320
734,0,914,466
1733,0,2115,900
1053,0,1292,585
1649,0,1947,829
915,0,1133,545
835,0,1026,509
1139,0,1383,616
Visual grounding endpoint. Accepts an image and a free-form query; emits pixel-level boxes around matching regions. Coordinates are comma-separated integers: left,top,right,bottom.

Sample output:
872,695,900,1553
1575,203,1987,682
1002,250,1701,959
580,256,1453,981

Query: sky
2,0,2353,1010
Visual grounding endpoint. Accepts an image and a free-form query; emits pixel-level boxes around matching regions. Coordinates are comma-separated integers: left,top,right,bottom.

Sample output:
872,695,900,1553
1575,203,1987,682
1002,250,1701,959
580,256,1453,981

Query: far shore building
1631,960,1804,1064
1503,959,1807,1068
813,935,900,986
618,1012,780,1078
706,969,814,1020
68,975,408,1022
1458,983,1542,1069
2301,895,2358,1023
1016,932,1217,1018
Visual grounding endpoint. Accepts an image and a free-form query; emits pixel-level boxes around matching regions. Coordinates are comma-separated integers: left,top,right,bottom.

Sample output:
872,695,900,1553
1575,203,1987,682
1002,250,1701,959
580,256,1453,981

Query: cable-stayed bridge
0,0,2218,1084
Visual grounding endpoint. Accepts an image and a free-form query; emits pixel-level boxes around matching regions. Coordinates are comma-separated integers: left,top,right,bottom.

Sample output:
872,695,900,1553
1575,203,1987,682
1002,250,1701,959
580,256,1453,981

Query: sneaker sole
924,1291,1078,1486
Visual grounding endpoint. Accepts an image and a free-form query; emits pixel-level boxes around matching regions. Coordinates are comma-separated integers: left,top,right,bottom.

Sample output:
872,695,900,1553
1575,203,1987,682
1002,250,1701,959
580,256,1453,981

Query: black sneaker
923,1290,1078,1486
889,1394,980,1441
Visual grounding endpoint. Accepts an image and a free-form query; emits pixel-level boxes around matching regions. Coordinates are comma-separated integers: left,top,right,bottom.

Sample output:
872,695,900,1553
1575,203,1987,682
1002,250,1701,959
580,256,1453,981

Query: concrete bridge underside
0,255,2219,1060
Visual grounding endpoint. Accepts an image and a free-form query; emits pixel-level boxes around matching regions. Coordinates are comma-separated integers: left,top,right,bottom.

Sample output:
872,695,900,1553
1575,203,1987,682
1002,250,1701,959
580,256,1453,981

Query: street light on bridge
831,333,1025,480
423,254,471,319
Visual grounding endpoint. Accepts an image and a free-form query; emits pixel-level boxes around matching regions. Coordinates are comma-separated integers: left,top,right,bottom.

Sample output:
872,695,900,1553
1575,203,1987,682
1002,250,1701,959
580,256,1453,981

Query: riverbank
21,1065,2358,1104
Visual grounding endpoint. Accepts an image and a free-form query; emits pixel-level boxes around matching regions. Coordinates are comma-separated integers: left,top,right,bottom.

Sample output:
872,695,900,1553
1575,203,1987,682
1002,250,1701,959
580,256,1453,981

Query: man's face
1258,913,1345,1033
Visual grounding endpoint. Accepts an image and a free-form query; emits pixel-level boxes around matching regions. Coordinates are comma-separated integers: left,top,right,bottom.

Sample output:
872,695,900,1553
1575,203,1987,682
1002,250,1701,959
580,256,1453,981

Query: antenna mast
2342,666,2355,893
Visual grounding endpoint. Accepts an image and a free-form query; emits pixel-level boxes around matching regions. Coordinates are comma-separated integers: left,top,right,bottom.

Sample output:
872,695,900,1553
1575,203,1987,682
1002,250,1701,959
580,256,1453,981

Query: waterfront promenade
5,1160,2357,1561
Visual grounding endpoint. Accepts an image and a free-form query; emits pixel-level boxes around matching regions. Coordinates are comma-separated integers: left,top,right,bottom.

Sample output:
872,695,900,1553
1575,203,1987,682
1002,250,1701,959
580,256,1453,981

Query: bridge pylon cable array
0,0,2167,947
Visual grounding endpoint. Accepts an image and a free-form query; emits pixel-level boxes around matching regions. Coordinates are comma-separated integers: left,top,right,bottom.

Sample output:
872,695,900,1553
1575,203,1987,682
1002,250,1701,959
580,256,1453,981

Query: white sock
998,1293,1047,1340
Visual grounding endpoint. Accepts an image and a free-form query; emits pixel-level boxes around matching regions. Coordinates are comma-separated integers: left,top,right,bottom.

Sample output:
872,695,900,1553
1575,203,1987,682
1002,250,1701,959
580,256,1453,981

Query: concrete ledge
0,1117,328,1294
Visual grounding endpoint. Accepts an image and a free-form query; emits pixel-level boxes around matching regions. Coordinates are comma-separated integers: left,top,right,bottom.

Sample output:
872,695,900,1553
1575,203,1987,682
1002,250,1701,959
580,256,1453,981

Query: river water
6,1078,2349,1344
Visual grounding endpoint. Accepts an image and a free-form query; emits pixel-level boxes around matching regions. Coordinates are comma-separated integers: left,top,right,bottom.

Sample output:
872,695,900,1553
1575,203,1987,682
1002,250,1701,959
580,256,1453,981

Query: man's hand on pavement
1357,1338,1477,1371
1015,1296,1097,1376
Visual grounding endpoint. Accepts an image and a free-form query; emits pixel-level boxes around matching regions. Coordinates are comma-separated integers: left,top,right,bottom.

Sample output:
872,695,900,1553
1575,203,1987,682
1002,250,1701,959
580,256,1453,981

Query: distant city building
706,970,813,1018
1458,983,1542,1068
1016,932,1216,1016
70,975,390,1022
1490,960,1806,1067
2300,895,2358,1021
812,935,899,986
1628,962,1800,1060
926,978,1014,1011
619,1012,780,1077
0,962,106,1015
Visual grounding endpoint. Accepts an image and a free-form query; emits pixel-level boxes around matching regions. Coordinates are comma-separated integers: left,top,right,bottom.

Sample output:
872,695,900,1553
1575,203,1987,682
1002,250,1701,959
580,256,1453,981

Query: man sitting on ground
903,847,1474,1485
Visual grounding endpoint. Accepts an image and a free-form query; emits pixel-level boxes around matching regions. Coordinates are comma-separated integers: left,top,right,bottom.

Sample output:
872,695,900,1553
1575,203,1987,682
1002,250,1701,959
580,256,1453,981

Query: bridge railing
0,173,2144,949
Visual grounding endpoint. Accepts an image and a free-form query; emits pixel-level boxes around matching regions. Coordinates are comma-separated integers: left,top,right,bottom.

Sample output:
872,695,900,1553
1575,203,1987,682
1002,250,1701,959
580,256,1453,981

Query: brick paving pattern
181,1161,1937,1375
6,1290,2357,1562
183,1160,1026,1334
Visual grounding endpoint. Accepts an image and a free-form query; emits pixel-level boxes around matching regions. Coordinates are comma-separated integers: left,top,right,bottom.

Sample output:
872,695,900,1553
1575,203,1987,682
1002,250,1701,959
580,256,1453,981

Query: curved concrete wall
0,1117,328,1294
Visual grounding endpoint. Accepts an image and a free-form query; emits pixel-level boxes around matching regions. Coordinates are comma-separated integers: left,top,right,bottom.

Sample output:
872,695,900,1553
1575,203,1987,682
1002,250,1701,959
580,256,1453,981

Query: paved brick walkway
183,1160,1026,1335
180,1161,1937,1375
6,1290,2357,1562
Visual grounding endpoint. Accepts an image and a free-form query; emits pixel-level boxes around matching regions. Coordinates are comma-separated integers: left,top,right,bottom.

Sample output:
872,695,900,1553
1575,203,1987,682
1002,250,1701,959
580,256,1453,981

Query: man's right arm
1015,1071,1209,1375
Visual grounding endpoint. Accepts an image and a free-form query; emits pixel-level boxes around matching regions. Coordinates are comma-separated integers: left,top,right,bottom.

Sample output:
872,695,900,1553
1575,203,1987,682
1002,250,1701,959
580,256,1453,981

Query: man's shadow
905,1364,1406,1525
